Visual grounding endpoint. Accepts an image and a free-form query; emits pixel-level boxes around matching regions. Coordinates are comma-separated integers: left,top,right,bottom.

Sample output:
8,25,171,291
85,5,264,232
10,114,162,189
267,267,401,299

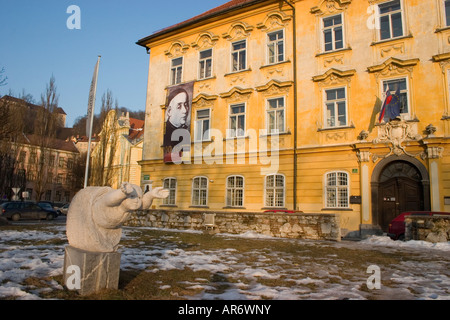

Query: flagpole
84,56,101,189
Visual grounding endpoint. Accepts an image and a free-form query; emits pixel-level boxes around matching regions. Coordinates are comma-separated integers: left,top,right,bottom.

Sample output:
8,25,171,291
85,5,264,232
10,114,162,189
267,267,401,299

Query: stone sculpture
66,182,169,253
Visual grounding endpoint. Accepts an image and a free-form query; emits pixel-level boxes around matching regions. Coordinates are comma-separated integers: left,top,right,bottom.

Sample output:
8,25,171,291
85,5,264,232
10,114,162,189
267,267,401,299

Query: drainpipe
283,0,298,211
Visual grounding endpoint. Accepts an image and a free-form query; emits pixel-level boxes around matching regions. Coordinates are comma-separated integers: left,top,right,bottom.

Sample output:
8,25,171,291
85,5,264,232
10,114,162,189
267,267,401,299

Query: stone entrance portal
371,156,430,233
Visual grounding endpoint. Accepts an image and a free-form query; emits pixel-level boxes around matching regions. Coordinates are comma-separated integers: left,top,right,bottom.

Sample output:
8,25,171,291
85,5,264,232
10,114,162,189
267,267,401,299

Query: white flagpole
84,56,101,189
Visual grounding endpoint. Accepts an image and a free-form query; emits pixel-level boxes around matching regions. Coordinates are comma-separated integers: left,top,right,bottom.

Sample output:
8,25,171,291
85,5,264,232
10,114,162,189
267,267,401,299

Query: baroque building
137,0,450,237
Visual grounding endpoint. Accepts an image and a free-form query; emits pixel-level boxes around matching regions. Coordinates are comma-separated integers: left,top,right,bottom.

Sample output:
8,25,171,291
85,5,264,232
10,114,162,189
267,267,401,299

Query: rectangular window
163,178,177,205
229,104,246,137
445,0,450,26
226,176,244,207
194,109,211,142
268,30,284,64
171,57,183,85
59,157,65,168
232,40,247,72
325,87,347,128
326,172,349,208
265,174,285,208
45,190,52,201
192,177,208,206
199,49,213,79
323,14,344,52
379,0,404,40
267,97,285,134
67,158,74,169
383,78,409,117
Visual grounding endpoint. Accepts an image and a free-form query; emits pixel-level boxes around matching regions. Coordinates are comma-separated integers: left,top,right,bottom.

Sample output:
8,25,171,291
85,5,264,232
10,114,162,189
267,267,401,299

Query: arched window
192,176,208,206
226,175,244,207
163,177,177,205
265,174,285,208
325,171,349,208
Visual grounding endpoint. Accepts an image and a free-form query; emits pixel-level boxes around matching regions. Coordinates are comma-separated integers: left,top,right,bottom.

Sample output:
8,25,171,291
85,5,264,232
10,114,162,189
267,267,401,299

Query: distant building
0,95,67,128
12,133,80,203
89,110,144,189
136,0,450,238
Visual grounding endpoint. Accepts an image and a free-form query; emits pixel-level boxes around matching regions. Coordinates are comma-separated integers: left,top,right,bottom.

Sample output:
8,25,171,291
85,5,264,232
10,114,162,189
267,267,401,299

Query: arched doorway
371,156,430,232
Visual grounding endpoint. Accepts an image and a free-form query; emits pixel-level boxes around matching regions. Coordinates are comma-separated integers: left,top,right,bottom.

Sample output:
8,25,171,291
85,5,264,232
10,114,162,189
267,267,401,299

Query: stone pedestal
63,245,121,296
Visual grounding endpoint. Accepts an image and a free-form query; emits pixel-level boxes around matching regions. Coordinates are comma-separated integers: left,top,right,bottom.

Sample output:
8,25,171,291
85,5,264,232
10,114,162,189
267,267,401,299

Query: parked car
57,203,70,215
388,211,450,240
37,202,59,216
1,202,57,221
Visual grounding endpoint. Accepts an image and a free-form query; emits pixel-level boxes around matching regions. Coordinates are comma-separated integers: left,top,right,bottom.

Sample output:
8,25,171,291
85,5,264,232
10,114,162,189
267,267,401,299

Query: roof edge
136,0,273,48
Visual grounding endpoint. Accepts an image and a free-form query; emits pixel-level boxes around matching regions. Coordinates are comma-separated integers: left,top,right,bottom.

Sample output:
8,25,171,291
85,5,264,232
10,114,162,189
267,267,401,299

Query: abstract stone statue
64,183,168,295
66,182,169,253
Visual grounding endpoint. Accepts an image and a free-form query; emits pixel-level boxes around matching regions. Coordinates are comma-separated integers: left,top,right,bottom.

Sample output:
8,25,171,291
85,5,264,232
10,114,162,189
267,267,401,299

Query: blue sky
0,0,226,127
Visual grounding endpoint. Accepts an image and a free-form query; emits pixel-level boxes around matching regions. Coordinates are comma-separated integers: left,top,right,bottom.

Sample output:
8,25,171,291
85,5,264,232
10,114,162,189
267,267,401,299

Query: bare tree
89,90,119,187
0,95,27,199
0,67,7,88
28,76,61,201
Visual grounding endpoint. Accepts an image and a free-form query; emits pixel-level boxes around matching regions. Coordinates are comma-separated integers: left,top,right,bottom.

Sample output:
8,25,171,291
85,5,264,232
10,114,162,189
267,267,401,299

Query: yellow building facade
90,110,144,189
137,0,450,237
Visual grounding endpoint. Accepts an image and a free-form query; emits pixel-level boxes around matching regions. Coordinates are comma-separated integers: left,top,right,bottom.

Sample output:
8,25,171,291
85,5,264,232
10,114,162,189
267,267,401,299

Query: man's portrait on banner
164,82,194,163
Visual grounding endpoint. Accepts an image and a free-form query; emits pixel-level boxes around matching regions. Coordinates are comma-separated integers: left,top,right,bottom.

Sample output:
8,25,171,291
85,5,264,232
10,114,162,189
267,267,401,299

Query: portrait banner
164,81,194,163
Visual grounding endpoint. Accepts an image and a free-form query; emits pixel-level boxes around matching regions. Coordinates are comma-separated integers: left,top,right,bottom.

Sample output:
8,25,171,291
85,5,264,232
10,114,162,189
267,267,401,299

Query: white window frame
265,174,286,208
163,177,177,205
231,40,247,72
194,108,211,142
170,57,183,85
322,13,344,52
377,0,405,41
267,29,285,65
442,0,450,27
228,103,246,138
266,96,286,134
226,175,245,207
324,87,348,128
381,77,411,120
192,176,209,207
324,171,350,209
199,49,213,80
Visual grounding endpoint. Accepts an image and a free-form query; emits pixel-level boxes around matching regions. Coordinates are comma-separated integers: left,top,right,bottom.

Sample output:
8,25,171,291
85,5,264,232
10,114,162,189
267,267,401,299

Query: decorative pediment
222,22,254,41
310,0,352,15
312,68,356,86
256,11,292,31
432,52,450,73
192,93,218,108
256,80,293,95
219,87,253,102
191,32,219,50
164,40,190,57
367,57,419,78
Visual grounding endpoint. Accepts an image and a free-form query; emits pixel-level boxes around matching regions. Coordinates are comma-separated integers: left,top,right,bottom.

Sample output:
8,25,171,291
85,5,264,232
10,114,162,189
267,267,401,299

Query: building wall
139,0,450,236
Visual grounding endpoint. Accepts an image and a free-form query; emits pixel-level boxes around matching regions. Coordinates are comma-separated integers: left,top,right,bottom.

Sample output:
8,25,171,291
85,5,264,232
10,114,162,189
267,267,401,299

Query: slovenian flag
379,86,392,123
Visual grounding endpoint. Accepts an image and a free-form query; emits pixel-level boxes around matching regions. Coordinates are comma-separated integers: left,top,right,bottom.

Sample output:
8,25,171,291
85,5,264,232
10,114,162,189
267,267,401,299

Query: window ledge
318,124,355,132
260,131,291,137
222,206,246,209
435,26,450,33
260,60,291,69
223,136,250,141
315,47,352,57
189,205,209,209
321,208,353,212
160,205,178,208
370,34,413,46
224,68,252,77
